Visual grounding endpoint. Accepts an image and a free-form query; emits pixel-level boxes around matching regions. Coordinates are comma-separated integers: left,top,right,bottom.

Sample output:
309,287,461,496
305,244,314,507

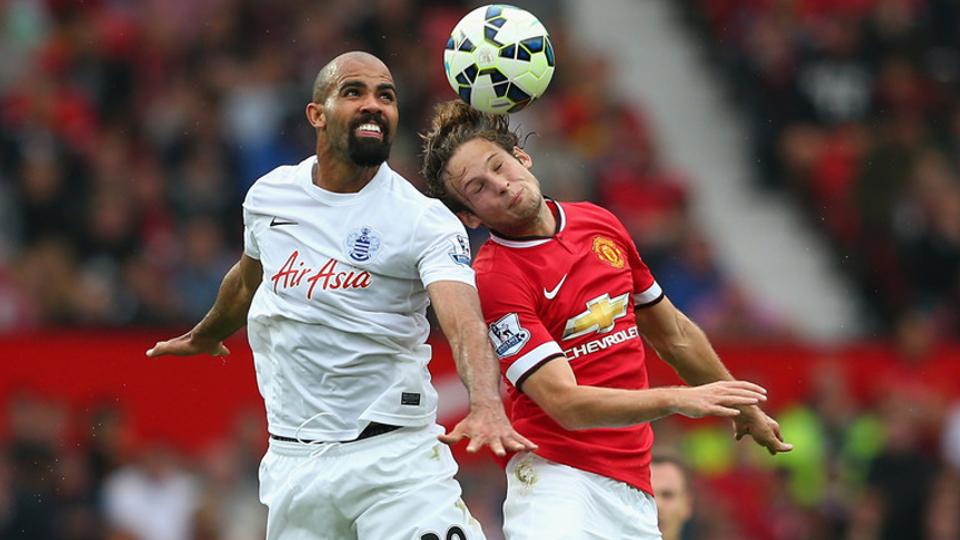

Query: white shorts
502,453,662,540
258,424,487,540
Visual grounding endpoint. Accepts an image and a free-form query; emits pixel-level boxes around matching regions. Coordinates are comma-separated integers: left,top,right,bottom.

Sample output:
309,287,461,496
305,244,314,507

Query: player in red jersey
420,100,792,540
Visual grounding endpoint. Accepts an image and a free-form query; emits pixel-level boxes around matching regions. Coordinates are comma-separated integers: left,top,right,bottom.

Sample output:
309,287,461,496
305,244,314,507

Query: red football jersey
474,200,664,495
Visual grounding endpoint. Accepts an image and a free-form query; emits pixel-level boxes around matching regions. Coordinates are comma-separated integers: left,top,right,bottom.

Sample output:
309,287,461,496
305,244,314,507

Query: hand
438,402,538,457
674,381,768,419
146,331,230,358
732,406,793,455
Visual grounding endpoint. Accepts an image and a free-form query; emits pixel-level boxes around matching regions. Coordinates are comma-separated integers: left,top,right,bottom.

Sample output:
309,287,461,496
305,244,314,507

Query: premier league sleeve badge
448,234,471,266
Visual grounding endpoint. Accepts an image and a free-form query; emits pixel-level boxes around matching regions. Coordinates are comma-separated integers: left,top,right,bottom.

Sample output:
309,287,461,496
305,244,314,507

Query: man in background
651,455,695,540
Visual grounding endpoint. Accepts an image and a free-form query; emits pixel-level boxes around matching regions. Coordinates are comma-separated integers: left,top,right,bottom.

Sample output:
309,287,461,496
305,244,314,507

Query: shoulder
382,166,435,208
472,241,502,274
381,168,465,231
374,166,455,223
474,243,527,288
558,200,631,240
243,157,311,209
559,200,618,222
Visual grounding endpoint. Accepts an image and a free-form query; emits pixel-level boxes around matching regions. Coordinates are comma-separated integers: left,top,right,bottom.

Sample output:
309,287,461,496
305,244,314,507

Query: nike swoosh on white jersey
543,274,568,300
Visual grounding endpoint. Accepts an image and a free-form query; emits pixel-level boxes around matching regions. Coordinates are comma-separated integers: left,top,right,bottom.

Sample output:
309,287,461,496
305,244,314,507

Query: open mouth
355,122,384,140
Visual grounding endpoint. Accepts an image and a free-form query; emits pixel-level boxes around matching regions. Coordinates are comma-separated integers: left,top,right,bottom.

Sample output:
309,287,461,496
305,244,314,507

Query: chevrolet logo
562,292,631,340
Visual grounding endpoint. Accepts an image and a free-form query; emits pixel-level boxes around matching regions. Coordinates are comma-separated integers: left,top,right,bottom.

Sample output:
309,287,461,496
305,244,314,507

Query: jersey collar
298,155,391,205
489,199,566,249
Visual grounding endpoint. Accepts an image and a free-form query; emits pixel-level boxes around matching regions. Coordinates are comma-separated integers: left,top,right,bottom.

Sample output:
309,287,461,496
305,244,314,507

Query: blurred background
0,0,958,539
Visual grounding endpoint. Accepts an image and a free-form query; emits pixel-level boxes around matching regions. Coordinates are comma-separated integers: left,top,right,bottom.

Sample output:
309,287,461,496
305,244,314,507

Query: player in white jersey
147,51,535,540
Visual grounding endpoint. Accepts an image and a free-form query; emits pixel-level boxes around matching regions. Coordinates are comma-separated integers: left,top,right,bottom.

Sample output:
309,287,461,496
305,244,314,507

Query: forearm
191,262,258,342
653,314,733,386
448,320,503,408
651,317,773,419
556,386,680,430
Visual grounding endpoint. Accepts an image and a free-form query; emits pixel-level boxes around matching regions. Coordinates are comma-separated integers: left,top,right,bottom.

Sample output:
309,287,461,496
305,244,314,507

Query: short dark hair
420,100,520,214
651,453,692,492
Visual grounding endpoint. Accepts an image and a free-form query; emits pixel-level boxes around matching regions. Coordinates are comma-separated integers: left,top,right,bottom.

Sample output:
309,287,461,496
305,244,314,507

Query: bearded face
320,70,399,168
345,110,392,166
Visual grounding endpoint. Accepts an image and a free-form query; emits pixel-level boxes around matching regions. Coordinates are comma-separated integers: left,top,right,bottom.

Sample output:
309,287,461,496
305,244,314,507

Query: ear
306,102,325,129
456,210,484,229
513,146,533,169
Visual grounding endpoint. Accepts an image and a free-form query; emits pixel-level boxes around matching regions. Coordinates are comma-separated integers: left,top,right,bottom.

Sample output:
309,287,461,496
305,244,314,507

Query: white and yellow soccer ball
443,4,556,114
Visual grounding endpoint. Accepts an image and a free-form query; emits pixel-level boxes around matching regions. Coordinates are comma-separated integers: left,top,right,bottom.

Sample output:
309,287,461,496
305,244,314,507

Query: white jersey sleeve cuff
243,227,260,260
421,272,476,289
633,281,663,307
505,341,565,387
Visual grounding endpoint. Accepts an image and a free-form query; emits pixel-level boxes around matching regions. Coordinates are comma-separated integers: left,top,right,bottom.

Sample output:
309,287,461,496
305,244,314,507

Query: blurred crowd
683,0,960,340
0,0,771,340
0,392,269,540
655,357,960,540
3,1,959,540
5,360,960,540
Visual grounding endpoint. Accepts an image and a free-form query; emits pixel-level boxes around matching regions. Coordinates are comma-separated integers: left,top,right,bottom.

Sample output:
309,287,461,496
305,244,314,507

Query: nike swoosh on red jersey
543,274,568,300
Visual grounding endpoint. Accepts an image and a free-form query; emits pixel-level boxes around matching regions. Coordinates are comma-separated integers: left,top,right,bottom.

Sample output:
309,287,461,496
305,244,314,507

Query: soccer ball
443,4,556,114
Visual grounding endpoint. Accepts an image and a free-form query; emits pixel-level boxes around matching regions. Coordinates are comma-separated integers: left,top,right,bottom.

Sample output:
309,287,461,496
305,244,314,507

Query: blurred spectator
193,442,264,540
651,454,696,540
685,0,960,339
925,468,960,540
103,444,200,540
85,403,133,491
656,227,790,341
0,0,768,338
191,409,267,540
173,216,235,321
859,394,939,540
943,403,960,472
2,393,64,538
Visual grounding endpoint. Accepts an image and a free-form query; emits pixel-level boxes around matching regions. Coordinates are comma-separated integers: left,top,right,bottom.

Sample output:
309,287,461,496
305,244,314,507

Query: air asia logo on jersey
449,234,471,266
592,236,625,269
271,250,372,299
488,313,530,358
345,226,382,263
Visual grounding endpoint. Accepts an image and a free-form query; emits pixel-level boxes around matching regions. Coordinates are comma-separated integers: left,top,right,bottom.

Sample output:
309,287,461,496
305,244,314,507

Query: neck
313,146,380,193
497,198,556,238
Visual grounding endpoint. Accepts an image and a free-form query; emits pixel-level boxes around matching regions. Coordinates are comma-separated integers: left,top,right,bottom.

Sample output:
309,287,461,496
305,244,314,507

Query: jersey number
420,526,466,540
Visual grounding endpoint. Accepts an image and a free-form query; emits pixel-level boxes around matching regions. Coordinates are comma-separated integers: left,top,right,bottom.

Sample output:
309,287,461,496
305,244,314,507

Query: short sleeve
413,204,475,287
477,271,565,390
243,207,261,260
613,215,663,308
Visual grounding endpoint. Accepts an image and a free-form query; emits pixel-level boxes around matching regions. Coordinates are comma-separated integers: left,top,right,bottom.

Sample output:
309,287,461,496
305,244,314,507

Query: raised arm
147,254,263,357
427,280,537,456
634,296,793,454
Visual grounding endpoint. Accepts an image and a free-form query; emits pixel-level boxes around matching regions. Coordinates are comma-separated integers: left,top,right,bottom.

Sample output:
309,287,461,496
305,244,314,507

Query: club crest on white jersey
345,226,382,264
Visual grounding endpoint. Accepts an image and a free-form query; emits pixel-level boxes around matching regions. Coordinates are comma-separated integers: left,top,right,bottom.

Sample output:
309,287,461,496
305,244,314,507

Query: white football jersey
242,156,474,441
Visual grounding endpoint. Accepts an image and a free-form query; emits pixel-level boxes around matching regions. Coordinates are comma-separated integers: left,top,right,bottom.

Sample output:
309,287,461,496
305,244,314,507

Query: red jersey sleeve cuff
634,282,664,308
505,341,565,387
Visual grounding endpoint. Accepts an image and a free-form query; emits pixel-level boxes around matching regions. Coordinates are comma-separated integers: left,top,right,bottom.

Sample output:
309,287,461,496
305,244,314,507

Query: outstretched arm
521,356,767,430
427,280,537,456
634,296,793,454
147,254,263,357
